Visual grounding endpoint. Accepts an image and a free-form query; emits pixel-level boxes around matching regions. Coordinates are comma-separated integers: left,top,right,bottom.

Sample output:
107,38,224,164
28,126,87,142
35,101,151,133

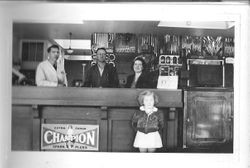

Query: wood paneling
42,106,102,120
109,120,136,152
108,108,136,152
167,120,178,148
12,106,33,150
12,87,183,151
32,118,41,151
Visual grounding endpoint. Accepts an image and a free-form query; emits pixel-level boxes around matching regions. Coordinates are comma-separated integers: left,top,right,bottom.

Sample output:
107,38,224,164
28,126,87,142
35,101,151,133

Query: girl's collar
140,106,158,112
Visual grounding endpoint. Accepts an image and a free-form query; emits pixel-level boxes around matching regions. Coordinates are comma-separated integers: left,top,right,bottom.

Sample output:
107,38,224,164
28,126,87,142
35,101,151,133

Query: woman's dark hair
131,56,146,72
96,47,107,54
47,45,60,53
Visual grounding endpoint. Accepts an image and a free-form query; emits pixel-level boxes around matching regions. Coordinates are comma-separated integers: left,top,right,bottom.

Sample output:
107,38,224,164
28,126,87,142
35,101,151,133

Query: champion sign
41,124,99,151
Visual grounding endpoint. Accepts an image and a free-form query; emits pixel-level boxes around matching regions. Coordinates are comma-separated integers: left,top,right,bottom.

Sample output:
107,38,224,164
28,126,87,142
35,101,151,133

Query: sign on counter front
41,124,99,151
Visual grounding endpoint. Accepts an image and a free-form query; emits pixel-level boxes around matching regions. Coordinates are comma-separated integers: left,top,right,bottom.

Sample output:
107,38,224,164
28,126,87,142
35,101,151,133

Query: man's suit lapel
93,65,101,78
102,64,109,79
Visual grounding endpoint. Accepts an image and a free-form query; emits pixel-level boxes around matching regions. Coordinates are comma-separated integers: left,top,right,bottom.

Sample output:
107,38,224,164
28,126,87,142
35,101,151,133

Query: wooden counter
12,86,183,107
12,86,183,152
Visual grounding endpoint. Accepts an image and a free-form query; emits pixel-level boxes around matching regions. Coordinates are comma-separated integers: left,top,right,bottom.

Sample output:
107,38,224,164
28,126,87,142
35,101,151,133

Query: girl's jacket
131,107,164,134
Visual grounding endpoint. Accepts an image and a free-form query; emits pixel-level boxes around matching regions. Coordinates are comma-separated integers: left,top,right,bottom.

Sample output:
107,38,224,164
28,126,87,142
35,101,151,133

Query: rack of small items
159,55,182,76
91,33,116,67
158,34,182,76
157,34,181,89
157,55,181,89
114,33,137,53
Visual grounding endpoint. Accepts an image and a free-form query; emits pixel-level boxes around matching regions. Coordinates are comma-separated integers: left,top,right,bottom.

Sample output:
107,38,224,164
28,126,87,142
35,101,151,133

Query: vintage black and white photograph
12,20,235,153
0,1,249,168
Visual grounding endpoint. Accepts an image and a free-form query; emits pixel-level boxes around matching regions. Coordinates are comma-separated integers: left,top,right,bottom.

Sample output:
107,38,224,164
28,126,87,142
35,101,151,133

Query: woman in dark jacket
125,57,152,88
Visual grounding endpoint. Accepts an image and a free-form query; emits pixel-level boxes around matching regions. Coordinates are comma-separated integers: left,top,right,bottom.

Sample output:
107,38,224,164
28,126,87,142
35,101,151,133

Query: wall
12,35,20,64
65,60,88,86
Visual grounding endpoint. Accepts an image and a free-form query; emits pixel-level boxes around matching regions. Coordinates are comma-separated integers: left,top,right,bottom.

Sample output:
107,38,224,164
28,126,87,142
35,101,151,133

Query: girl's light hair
137,90,159,106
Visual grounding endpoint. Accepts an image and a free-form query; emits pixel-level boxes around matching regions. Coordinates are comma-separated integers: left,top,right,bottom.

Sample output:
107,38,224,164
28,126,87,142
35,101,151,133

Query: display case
187,59,225,88
183,90,233,152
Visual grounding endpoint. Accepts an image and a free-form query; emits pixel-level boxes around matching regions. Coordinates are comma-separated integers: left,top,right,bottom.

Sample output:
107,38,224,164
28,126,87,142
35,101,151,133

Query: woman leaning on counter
125,57,152,88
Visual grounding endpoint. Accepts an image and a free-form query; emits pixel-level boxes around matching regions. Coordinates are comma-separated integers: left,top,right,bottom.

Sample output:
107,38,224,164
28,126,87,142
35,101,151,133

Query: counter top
184,87,233,92
12,86,183,107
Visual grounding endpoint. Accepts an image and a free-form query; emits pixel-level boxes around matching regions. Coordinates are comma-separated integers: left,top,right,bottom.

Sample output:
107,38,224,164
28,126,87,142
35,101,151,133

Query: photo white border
0,2,249,168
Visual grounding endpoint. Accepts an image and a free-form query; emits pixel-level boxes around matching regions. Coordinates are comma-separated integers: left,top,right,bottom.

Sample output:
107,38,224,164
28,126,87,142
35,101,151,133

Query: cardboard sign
41,124,99,151
157,76,178,89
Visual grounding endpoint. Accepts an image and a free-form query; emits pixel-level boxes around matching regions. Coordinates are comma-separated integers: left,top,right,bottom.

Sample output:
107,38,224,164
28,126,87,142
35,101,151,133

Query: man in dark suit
84,48,119,88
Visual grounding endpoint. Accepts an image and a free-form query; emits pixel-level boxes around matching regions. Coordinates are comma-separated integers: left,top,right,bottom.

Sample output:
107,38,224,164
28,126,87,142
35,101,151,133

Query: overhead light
67,32,74,54
158,21,234,29
64,55,92,61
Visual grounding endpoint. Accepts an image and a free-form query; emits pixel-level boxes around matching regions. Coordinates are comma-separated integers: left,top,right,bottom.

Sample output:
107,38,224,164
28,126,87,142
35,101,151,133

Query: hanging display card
157,76,178,89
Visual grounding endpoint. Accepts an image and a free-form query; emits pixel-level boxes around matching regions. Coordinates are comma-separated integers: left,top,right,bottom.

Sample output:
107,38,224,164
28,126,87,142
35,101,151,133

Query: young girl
132,90,164,152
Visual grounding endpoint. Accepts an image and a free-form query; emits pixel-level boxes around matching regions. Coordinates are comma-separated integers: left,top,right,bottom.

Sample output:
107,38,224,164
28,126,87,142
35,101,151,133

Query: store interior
13,20,234,88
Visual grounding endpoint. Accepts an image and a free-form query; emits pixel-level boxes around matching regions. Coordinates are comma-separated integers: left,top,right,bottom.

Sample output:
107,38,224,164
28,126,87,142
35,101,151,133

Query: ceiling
13,21,234,42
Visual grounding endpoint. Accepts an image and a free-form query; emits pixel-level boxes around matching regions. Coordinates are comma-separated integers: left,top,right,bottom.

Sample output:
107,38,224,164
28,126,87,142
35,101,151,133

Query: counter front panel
12,86,183,152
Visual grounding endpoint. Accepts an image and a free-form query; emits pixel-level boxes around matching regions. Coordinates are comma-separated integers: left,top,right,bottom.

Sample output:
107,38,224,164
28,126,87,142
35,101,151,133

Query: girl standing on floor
132,90,164,152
